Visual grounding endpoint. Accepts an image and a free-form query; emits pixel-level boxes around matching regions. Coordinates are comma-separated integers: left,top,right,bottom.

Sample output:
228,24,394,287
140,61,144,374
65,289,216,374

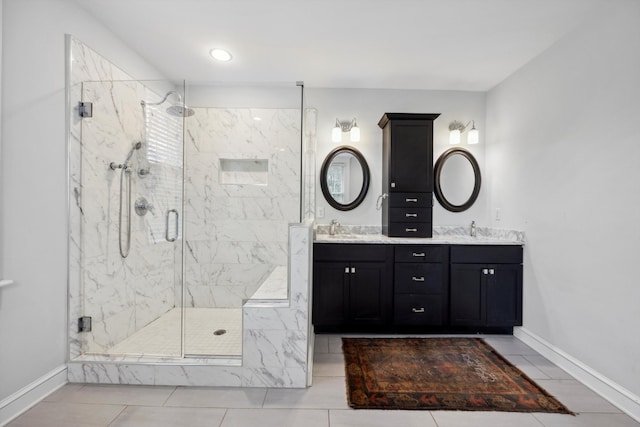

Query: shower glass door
78,80,185,358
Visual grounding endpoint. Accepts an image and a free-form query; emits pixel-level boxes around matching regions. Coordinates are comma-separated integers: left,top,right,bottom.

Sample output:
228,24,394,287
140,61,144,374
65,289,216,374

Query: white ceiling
75,0,607,91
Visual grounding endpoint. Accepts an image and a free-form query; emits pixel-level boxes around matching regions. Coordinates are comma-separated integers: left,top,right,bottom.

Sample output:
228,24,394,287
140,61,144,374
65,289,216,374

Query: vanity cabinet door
312,243,393,331
486,264,522,326
348,262,392,325
450,245,523,328
450,263,484,326
387,121,433,192
312,262,348,326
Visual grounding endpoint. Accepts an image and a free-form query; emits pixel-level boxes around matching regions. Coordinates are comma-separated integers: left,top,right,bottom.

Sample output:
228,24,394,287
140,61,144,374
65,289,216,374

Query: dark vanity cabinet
393,245,448,326
312,244,393,329
378,113,440,238
450,245,523,328
312,242,523,333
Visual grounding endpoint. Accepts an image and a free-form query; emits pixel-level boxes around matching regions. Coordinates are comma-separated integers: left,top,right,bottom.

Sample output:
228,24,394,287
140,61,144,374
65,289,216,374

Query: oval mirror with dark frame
434,147,481,212
320,145,370,211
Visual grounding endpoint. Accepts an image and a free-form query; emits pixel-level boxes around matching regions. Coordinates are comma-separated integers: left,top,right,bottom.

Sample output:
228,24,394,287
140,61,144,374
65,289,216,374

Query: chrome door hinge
78,101,93,118
78,316,92,332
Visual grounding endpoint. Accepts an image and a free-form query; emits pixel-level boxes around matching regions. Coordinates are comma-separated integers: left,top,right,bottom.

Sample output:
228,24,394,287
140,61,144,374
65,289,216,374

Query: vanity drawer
389,192,433,208
388,222,432,238
394,264,444,294
394,294,444,325
395,245,446,263
314,243,390,262
390,208,432,223
450,245,522,264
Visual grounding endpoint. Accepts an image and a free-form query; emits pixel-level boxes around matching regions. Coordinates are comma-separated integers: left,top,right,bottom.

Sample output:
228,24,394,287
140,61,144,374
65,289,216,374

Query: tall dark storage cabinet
378,113,440,237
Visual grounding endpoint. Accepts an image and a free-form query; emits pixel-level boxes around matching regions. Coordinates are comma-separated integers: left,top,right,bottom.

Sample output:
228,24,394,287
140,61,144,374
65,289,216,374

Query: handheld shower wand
109,141,142,170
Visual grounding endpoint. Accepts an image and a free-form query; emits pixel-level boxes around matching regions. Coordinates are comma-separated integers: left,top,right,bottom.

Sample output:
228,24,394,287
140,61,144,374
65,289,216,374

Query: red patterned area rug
343,337,573,413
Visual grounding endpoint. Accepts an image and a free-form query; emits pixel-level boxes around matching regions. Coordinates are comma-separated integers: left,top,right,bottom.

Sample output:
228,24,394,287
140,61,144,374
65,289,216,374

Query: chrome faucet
470,221,477,237
330,219,340,236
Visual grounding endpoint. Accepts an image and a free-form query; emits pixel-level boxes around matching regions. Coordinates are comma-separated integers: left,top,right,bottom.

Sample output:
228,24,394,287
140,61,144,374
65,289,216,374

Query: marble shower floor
10,334,640,427
106,308,242,357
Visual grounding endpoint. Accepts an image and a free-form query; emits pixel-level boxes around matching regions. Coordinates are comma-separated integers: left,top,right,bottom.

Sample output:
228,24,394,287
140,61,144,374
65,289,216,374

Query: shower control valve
134,197,154,216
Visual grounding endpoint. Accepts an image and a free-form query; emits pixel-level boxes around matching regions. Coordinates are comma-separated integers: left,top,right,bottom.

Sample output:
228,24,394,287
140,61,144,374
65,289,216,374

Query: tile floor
105,308,242,357
8,335,640,427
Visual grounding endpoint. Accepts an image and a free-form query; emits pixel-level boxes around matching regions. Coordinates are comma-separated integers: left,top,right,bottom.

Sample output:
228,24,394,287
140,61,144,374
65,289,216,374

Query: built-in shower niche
219,158,269,186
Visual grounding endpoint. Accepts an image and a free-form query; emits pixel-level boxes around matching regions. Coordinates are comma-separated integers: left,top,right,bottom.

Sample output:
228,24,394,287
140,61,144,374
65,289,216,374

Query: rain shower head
141,90,195,117
166,105,195,117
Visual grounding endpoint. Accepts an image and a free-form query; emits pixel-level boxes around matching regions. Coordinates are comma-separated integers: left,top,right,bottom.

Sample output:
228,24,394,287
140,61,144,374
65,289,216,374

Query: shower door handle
165,209,179,242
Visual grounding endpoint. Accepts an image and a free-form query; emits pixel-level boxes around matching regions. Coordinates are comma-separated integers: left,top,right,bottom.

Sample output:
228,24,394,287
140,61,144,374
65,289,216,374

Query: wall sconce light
449,120,479,145
332,118,360,143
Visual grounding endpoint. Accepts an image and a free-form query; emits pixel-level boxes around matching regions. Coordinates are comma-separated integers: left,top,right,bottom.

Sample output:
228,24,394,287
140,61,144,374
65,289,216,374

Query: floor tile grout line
161,386,179,406
217,408,228,427
105,404,128,427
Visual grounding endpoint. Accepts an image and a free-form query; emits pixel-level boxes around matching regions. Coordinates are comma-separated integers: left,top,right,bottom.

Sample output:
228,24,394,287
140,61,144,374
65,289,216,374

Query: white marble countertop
314,225,524,245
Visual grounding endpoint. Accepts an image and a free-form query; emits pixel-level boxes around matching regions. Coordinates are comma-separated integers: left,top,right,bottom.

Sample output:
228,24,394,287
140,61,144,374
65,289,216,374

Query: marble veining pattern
315,224,525,245
184,108,301,307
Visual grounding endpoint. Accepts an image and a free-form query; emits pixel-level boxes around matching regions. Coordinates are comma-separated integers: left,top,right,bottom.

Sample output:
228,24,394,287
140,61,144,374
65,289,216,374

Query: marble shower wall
184,108,301,307
69,37,182,356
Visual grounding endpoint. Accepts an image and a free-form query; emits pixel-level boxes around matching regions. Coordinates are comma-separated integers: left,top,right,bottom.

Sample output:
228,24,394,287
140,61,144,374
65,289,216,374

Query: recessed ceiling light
210,48,232,62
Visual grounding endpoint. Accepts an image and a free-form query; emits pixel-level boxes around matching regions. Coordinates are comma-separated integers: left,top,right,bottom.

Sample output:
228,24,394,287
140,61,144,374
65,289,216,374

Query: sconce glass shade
467,126,479,145
350,123,360,142
332,121,342,142
449,129,461,145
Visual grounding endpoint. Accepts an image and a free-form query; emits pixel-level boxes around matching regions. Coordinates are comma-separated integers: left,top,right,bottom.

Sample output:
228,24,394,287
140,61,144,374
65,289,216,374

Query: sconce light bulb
449,129,461,145
468,126,479,145
332,120,342,142
350,121,360,142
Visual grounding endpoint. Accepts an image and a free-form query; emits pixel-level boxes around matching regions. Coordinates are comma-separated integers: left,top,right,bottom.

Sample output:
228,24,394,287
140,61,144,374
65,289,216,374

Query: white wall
307,88,488,228
0,0,165,403
486,0,640,400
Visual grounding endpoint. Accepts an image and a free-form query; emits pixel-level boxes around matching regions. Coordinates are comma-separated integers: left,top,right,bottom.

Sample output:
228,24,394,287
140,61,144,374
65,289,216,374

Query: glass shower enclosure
68,74,303,361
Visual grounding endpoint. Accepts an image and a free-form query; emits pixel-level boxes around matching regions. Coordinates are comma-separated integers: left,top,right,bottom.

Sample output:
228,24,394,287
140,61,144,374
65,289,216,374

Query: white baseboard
0,365,67,426
514,327,640,422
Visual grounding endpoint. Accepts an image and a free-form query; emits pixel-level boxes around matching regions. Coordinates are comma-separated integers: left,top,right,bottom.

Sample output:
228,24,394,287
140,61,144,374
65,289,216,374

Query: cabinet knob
405,228,417,232
345,267,350,274
411,276,425,282
483,269,489,275
351,267,356,273
412,307,425,313
489,269,495,275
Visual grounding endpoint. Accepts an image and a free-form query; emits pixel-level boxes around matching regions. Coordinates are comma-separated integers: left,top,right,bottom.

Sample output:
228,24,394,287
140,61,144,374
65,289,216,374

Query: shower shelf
0,279,14,288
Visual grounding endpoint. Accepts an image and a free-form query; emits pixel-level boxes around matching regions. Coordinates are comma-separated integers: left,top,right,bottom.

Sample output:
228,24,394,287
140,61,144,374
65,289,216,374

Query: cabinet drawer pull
411,276,425,282
412,307,425,313
405,213,418,217
412,252,425,257
405,198,418,202
405,228,417,232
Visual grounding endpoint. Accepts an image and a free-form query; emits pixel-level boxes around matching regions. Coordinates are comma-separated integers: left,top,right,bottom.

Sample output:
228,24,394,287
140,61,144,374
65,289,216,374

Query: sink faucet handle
329,219,340,235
